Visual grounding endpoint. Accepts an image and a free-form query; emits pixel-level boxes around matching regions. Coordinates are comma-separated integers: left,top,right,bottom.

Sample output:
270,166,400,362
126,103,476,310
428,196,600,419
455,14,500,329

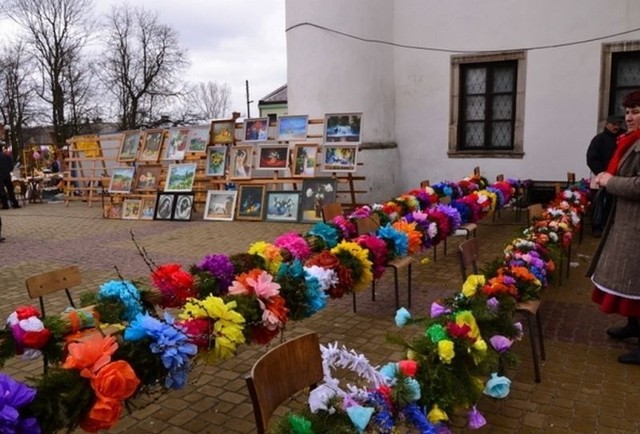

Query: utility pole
245,80,253,118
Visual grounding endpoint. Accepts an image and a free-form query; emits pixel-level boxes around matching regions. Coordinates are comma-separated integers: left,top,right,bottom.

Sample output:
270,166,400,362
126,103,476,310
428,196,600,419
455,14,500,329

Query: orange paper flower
91,360,140,401
63,335,118,378
79,397,122,433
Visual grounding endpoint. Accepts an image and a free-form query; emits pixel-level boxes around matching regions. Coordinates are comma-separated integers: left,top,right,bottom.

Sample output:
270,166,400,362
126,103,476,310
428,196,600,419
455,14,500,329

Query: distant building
258,84,288,124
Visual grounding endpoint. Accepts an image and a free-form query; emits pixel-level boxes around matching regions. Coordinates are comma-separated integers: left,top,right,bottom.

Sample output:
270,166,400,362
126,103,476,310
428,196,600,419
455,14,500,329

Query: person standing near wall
0,145,21,209
586,114,624,236
588,90,640,365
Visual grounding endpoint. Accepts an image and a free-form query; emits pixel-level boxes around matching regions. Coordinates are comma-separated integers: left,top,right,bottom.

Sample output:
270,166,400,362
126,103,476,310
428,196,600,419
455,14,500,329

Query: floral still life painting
206,146,227,176
265,191,300,222
301,178,337,222
187,126,210,153
257,145,289,170
211,120,236,144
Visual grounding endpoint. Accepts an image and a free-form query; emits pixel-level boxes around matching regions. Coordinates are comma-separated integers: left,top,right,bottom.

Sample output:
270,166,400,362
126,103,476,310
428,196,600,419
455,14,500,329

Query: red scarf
607,129,640,175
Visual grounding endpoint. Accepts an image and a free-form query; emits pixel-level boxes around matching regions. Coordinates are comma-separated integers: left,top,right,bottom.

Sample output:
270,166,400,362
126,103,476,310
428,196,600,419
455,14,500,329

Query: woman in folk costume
588,89,640,365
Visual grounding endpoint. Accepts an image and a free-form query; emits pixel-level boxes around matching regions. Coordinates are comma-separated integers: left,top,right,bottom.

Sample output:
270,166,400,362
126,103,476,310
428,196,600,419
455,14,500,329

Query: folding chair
458,238,545,383
354,214,413,312
245,333,324,434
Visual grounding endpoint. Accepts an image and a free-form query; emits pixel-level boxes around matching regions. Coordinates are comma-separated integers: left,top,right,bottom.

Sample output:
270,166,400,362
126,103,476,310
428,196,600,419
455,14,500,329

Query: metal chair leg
536,310,546,361
372,279,376,301
392,266,399,310
525,312,542,383
352,291,357,313
407,263,412,309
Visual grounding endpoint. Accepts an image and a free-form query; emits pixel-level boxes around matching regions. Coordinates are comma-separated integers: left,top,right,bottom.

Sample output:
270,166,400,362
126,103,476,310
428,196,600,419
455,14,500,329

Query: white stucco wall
286,0,640,199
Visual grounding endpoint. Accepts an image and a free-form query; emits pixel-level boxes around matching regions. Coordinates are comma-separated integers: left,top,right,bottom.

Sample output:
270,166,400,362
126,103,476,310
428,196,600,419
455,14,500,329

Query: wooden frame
154,192,175,220
164,163,197,192
133,164,162,192
211,119,236,144
108,167,135,193
204,190,237,221
291,144,318,177
105,201,124,219
229,145,254,180
256,145,289,171
323,112,363,144
265,191,301,222
321,144,358,173
173,193,194,221
122,198,142,220
164,128,190,160
140,197,156,220
206,145,228,177
300,177,337,223
118,131,142,162
139,129,165,162
187,125,210,153
243,118,269,142
236,185,265,221
276,115,308,141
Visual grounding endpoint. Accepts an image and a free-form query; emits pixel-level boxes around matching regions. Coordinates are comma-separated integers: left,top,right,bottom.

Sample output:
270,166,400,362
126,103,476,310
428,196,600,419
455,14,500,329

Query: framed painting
236,185,265,221
291,144,318,178
204,190,237,221
243,117,269,142
139,129,165,162
265,191,301,222
108,167,135,193
139,197,156,220
133,165,162,192
300,177,337,223
211,119,236,144
154,193,175,220
187,125,210,153
323,112,363,144
206,145,227,177
228,145,254,180
164,163,197,192
164,128,190,160
118,131,142,162
104,201,123,219
122,199,142,220
321,144,359,173
172,193,194,221
276,115,308,141
256,145,289,171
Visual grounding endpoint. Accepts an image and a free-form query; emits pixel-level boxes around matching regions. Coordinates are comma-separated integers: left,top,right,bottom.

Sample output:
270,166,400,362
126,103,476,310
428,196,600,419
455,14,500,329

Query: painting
172,193,194,221
206,145,227,177
204,190,237,221
139,129,165,162
264,191,301,222
108,167,135,193
211,120,236,144
291,144,318,177
256,145,289,171
321,144,359,172
154,193,175,220
243,117,269,142
164,128,190,160
104,201,123,219
228,145,254,180
236,185,265,221
276,115,308,141
323,113,363,144
122,199,142,220
139,197,156,220
187,125,210,153
133,165,162,192
118,131,142,162
164,163,197,192
300,177,337,223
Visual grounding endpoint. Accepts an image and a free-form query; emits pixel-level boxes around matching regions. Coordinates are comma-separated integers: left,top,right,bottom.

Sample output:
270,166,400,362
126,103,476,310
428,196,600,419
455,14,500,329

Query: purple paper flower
0,373,40,434
513,322,524,340
430,302,451,318
468,405,487,429
490,335,513,353
196,254,235,292
486,297,500,313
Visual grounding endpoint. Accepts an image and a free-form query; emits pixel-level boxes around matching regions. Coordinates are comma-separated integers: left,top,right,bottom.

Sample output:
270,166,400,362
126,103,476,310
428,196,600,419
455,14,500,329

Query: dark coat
587,128,618,175
0,152,12,180
587,138,640,297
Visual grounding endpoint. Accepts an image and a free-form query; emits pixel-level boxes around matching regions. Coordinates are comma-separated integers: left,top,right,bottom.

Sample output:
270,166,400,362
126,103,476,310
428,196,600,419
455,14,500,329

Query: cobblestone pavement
1,202,639,433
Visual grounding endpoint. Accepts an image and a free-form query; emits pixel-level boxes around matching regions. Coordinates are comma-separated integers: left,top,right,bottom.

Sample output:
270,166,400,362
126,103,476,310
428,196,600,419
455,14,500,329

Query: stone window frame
448,51,527,159
599,41,640,125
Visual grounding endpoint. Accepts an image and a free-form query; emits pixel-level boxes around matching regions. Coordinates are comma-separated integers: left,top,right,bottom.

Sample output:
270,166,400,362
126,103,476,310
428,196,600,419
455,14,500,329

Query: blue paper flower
403,402,437,434
308,222,340,248
379,362,398,379
98,279,143,322
378,224,409,257
346,405,375,432
483,372,511,398
395,307,412,327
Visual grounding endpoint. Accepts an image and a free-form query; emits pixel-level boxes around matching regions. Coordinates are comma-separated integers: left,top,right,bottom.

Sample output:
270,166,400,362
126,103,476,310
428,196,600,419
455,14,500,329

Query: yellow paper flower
472,338,487,352
427,404,449,423
462,274,485,297
330,241,373,292
248,241,283,274
470,338,488,364
437,339,455,364
455,310,480,340
420,257,431,265
407,349,418,360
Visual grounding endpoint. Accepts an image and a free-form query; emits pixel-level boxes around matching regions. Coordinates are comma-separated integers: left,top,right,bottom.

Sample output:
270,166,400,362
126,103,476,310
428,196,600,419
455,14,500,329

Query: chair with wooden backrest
420,179,430,188
434,195,477,262
527,203,570,285
246,333,324,434
321,202,343,223
457,238,545,383
354,214,413,312
25,265,80,373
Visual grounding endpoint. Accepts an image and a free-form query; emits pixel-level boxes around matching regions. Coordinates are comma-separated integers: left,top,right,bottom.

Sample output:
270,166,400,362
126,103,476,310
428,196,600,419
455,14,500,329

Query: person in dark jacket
586,114,624,235
0,146,21,209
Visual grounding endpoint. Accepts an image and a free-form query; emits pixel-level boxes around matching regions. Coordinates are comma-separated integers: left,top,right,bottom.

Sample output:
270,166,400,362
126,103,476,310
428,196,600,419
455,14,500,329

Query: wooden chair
458,238,545,383
354,214,413,312
528,203,571,285
12,180,28,207
420,179,430,188
245,333,324,434
321,202,343,223
434,195,477,261
25,265,81,373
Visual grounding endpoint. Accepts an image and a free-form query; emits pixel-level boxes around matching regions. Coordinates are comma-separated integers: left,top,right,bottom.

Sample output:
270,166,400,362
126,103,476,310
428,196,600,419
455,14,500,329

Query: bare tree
99,5,190,130
2,0,94,148
189,81,232,120
62,53,102,136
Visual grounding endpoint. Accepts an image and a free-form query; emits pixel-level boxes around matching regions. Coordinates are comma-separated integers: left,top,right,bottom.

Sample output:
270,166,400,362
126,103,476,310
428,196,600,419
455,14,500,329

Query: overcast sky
1,0,288,119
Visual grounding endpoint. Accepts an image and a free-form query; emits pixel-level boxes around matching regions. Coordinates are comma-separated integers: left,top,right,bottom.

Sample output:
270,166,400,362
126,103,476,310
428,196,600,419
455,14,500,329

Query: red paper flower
151,263,196,308
22,329,52,349
15,306,40,320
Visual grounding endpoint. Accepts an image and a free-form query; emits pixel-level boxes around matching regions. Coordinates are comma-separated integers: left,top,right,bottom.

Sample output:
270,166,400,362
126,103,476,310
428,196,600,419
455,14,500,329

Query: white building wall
286,0,640,200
